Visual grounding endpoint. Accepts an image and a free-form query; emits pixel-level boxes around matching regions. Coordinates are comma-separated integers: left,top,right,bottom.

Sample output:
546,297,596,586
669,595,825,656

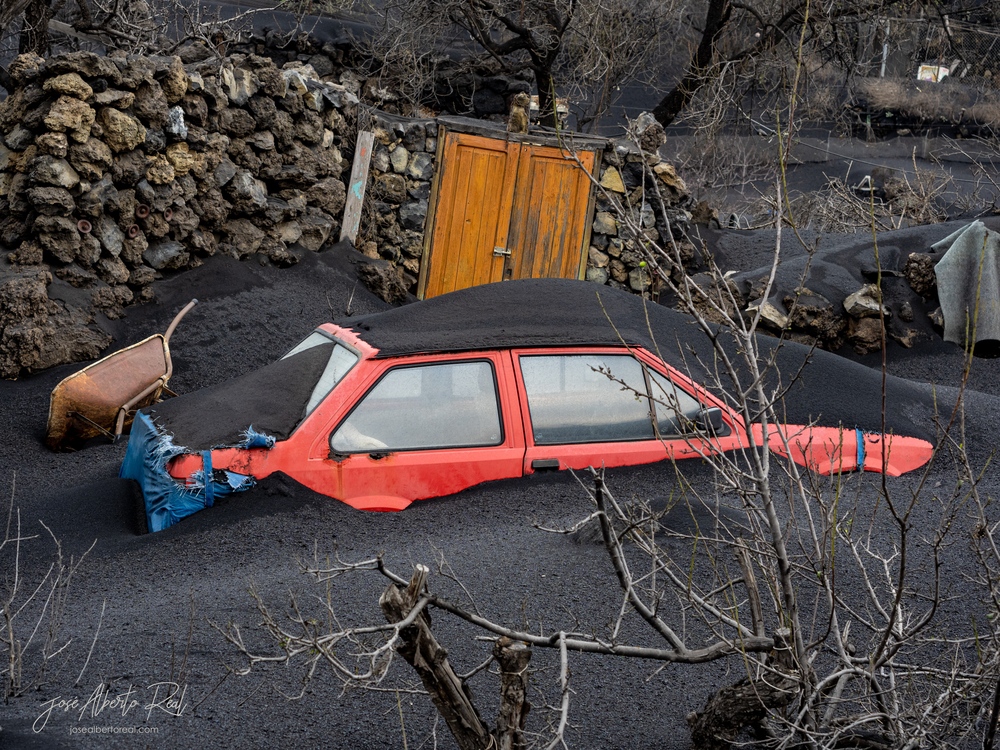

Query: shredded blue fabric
202,451,215,507
239,426,276,450
120,413,260,532
856,428,865,470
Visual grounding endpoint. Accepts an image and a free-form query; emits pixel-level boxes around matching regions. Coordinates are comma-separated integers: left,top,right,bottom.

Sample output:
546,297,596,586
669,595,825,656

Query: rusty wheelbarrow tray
45,300,198,451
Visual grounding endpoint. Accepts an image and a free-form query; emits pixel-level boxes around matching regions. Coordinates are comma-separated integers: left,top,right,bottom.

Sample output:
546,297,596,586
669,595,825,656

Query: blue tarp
120,413,259,532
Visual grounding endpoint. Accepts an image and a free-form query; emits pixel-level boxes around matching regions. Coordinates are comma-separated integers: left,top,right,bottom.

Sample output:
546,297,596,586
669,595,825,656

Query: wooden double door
418,132,597,299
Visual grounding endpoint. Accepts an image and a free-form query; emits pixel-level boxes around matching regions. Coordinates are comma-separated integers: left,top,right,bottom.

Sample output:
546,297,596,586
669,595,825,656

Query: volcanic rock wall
0,50,356,378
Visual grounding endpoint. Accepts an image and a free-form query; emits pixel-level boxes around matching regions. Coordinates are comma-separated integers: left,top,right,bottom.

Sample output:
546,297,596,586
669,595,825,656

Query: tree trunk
18,0,51,55
652,0,732,128
493,637,531,750
686,675,797,750
380,566,493,750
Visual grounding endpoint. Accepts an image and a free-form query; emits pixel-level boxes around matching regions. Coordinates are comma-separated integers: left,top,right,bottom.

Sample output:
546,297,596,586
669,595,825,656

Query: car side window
519,354,655,444
330,361,503,453
648,370,704,437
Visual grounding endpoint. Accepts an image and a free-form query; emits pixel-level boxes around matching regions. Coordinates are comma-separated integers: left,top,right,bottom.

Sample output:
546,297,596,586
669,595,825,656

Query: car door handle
531,459,560,470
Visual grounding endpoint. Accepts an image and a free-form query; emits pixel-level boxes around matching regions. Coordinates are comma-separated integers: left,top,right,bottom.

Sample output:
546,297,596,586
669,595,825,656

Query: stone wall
0,43,698,378
0,49,356,377
586,137,697,295
356,113,696,297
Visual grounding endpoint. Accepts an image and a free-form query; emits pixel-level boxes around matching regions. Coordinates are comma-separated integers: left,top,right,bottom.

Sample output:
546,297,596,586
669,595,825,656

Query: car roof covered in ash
340,279,669,356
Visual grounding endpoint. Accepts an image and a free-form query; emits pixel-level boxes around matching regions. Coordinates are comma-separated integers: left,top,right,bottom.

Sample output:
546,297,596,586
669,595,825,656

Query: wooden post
380,565,493,750
493,637,531,750
340,131,375,244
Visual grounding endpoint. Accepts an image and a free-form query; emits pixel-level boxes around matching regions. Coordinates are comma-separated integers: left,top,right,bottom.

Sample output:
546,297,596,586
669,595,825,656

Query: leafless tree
356,0,679,128
213,114,1000,748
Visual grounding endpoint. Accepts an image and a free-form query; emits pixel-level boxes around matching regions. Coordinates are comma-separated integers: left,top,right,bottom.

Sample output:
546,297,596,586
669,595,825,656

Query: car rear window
520,354,654,444
282,331,359,418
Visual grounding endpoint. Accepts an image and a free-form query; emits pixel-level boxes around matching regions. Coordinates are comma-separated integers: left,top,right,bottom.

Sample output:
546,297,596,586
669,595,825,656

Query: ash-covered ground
2,227,1000,750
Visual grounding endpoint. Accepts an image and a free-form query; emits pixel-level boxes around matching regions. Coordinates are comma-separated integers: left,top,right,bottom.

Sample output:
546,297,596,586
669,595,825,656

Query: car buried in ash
121,279,935,533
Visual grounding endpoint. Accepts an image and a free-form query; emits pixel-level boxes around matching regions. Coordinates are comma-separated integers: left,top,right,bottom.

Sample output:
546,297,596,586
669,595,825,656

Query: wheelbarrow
45,300,198,451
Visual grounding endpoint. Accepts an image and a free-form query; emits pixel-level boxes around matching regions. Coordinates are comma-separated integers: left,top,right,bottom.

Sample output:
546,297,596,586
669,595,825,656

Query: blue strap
856,428,865,470
202,451,215,508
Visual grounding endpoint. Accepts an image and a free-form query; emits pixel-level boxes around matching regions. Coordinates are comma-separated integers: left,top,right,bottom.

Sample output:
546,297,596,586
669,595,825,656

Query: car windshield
282,331,359,417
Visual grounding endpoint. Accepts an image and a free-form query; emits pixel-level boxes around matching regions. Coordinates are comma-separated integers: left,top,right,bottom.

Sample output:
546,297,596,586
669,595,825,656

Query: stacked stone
585,137,696,295
361,117,437,294
0,50,355,376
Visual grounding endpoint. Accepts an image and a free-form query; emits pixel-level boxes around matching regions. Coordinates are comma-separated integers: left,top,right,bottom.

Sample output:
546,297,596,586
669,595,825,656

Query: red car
121,280,934,532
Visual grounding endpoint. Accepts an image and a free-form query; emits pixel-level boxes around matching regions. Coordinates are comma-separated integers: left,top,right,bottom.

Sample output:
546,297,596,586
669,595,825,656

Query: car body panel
126,290,936,533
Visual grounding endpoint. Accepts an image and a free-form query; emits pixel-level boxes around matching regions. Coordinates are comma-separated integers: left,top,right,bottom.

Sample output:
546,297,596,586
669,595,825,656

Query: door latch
493,246,511,257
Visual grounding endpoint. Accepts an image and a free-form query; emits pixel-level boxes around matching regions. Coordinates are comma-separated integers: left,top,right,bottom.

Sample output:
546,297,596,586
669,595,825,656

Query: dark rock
226,170,269,212
77,234,101,267
0,268,112,377
229,139,261,172
144,240,188,270
784,288,847,348
406,152,433,181
48,51,123,85
27,187,75,216
408,182,430,201
190,188,231,225
29,155,80,189
96,256,129,284
8,240,43,265
219,218,265,258
94,216,125,257
375,173,406,203
68,137,113,181
401,123,426,151
848,316,885,355
399,199,427,231
117,56,155,88
120,231,148,268
904,253,938,298
8,52,44,84
35,215,81,263
167,204,199,240
306,177,346,216
214,156,238,188
112,149,149,187
277,91,304,115
180,94,208,126
246,95,277,129
54,263,99,288
295,110,324,144
128,265,156,287
133,81,169,128
297,207,335,251
357,258,407,305
220,108,257,138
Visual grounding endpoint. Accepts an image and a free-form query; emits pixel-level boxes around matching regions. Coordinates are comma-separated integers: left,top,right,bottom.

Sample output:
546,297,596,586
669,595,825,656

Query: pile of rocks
0,49,356,377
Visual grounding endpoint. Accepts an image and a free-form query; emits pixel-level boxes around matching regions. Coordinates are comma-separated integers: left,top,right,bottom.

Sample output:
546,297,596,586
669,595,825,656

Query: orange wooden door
421,133,520,299
504,146,596,282
421,133,596,299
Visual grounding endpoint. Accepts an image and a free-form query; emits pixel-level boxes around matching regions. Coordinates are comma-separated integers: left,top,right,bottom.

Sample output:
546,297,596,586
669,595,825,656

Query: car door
512,347,739,474
321,352,525,510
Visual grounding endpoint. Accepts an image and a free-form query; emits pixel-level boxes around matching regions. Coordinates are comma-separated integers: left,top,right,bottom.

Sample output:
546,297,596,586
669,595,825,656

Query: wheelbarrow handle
163,299,198,346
